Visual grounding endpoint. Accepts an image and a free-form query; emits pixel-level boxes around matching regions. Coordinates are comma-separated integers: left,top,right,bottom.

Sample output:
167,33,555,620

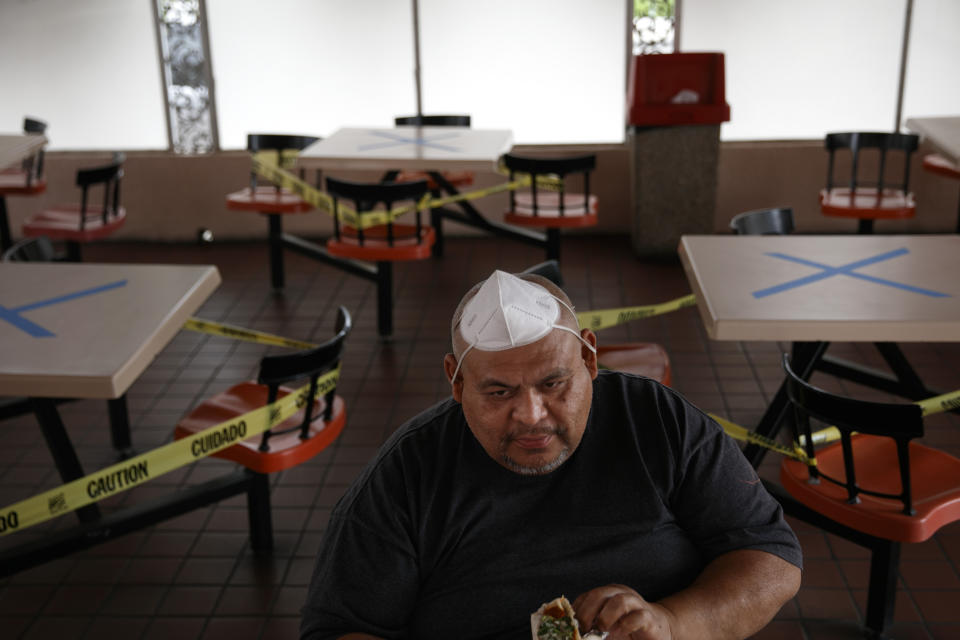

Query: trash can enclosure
627,52,730,257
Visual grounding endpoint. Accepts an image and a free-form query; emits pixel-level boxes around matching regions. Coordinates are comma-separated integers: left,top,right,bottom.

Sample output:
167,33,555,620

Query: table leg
427,171,549,254
108,394,134,458
744,341,829,468
267,213,284,290
546,229,561,262
376,261,393,338
431,206,445,257
30,398,100,523
874,342,928,397
0,196,11,251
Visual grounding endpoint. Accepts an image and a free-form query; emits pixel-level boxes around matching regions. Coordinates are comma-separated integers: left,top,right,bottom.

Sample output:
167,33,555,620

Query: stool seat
327,224,436,261
782,434,960,544
922,153,960,180
819,187,915,220
596,343,671,386
0,170,46,195
225,186,313,214
818,132,919,233
23,203,127,241
395,169,474,191
921,153,960,233
175,381,347,474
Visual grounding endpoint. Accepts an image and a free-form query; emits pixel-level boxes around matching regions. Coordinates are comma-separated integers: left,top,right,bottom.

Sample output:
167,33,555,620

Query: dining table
905,115,960,164
0,132,48,251
0,133,46,169
296,125,556,257
0,262,222,573
678,233,960,467
906,115,960,233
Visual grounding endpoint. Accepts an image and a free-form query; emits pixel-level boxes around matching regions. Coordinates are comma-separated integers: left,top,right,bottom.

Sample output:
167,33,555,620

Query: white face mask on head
450,270,596,384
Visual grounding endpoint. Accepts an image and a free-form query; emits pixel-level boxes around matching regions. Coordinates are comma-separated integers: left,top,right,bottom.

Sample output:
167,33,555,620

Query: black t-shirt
300,371,802,639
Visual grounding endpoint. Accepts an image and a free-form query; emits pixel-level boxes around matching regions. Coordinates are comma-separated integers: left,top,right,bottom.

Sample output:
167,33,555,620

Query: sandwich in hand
531,595,581,640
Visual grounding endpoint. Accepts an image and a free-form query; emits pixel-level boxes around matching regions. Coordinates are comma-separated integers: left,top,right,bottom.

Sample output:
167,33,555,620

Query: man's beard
500,427,571,475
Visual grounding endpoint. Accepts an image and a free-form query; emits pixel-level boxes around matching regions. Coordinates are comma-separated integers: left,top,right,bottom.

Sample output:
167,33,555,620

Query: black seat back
824,131,920,195
1,236,55,262
246,133,321,188
255,307,352,450
394,115,470,127
325,176,430,246
75,154,125,231
502,153,596,218
730,207,794,235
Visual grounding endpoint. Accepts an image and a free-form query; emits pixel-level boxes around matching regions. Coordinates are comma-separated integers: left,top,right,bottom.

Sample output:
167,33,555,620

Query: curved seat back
394,114,470,127
729,207,794,235
175,307,353,474
325,176,433,258
502,153,598,225
1,236,55,262
822,131,920,232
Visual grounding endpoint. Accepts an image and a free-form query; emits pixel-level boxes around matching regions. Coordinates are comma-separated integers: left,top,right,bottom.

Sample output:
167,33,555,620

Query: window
417,0,627,144
682,0,960,141
0,0,167,150
206,0,417,150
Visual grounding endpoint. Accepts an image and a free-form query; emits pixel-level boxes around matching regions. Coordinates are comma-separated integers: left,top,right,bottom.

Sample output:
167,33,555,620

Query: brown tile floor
2,235,959,639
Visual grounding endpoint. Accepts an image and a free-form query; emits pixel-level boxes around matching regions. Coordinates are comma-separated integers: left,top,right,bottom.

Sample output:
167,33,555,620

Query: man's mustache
506,426,564,441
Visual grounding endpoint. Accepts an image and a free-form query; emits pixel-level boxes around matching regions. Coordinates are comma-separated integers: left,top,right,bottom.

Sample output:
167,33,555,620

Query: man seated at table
300,270,802,640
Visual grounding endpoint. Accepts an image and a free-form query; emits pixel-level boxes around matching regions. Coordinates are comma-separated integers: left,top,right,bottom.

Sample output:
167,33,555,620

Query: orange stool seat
23,204,127,242
0,170,46,195
819,187,915,220
225,186,313,214
922,153,960,180
327,224,435,261
818,132,919,233
922,153,960,233
175,382,347,474
781,434,960,543
395,169,474,191
596,342,671,386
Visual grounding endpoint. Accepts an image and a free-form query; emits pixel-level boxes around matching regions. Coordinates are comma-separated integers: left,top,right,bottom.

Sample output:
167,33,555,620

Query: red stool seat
596,342,671,386
23,204,127,242
0,170,46,195
225,186,313,214
781,434,960,543
922,153,960,180
819,187,915,220
175,382,347,474
395,169,474,191
327,224,435,261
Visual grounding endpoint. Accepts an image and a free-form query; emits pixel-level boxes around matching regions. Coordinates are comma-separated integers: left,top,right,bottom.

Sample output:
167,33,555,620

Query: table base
744,341,957,468
0,467,271,577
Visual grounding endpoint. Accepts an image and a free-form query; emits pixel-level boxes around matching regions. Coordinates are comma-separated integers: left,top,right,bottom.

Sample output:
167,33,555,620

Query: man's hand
573,585,676,640
573,550,800,640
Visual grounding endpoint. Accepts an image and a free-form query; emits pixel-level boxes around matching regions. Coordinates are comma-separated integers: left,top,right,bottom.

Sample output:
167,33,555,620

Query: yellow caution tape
916,388,960,416
250,150,550,231
719,386,960,464
494,158,566,192
709,413,814,466
798,426,842,448
577,294,697,332
184,317,317,350
0,366,339,536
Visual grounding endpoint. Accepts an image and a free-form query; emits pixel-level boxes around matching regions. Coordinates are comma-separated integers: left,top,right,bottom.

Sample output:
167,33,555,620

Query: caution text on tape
577,294,697,332
0,366,339,536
